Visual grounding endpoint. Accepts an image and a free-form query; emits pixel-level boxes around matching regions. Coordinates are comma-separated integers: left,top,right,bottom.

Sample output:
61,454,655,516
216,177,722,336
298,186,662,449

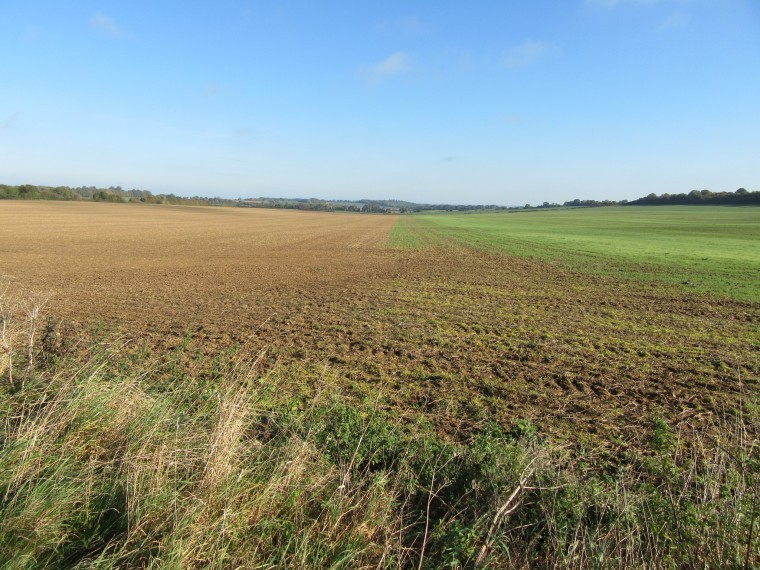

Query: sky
1,0,759,206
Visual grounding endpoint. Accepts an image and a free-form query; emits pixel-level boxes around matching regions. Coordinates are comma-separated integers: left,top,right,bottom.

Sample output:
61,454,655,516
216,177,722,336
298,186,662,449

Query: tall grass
0,299,757,568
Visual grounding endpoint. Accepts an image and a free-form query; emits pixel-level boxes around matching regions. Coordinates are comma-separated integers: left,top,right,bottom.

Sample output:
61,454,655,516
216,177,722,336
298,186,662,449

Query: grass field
391,206,760,302
1,201,758,567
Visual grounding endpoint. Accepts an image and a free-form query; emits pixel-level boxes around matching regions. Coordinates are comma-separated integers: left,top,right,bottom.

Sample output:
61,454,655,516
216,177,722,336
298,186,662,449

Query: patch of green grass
395,206,760,301
387,214,444,249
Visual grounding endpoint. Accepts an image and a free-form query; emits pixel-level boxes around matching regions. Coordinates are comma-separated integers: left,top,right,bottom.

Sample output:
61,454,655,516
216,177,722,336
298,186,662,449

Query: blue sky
2,0,759,205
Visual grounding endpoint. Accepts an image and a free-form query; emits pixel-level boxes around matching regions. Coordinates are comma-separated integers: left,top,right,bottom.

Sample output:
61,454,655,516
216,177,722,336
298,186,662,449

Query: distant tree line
516,189,757,210
0,184,508,213
514,199,627,210
3,182,757,211
563,198,628,208
627,188,759,206
0,184,84,201
517,201,563,210
0,184,237,206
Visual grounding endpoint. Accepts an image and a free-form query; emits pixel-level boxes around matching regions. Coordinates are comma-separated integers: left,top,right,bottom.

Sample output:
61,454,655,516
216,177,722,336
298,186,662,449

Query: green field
391,206,760,302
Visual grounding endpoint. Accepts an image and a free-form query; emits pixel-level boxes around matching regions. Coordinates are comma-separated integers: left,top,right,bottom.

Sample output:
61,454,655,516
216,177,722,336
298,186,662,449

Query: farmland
394,206,760,302
2,201,755,440
1,201,758,567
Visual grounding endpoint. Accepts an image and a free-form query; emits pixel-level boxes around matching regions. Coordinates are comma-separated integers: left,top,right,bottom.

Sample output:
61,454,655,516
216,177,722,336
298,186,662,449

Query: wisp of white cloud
504,41,559,68
657,12,689,31
397,16,426,35
232,127,254,138
359,52,411,85
379,15,427,35
1,111,21,130
376,53,410,74
203,84,227,98
90,13,125,38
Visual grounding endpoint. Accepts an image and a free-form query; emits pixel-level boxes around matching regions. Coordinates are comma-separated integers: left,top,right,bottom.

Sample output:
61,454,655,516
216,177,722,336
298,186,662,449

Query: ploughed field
1,201,757,453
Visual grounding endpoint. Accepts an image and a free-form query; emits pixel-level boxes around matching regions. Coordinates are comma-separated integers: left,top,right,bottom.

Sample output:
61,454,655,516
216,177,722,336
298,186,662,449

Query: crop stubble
2,201,757,450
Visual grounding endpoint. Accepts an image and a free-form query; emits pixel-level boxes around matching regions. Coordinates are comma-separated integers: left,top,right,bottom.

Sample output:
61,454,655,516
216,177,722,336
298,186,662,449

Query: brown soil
2,201,757,451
